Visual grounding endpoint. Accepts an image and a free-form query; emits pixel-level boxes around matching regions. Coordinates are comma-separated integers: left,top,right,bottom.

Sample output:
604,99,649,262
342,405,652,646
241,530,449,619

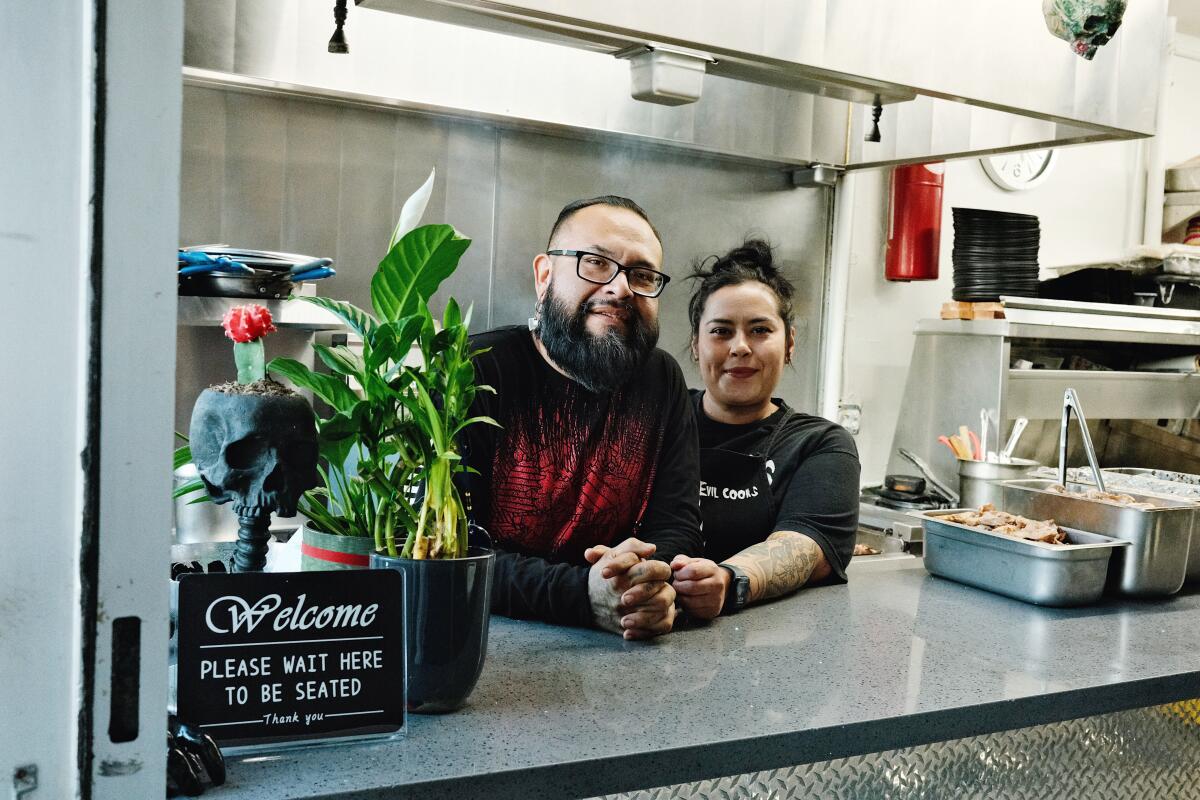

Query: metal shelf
1006,369,1200,420
917,316,1200,347
177,292,344,331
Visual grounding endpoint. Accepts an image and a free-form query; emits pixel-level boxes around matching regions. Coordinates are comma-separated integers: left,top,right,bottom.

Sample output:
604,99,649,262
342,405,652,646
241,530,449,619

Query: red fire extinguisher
885,162,944,281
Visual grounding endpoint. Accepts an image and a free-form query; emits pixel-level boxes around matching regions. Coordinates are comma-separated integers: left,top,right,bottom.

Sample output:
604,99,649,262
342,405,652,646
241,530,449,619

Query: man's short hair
546,195,663,250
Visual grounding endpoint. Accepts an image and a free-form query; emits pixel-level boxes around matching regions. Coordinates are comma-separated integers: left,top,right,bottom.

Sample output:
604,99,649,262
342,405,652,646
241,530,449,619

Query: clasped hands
583,539,730,640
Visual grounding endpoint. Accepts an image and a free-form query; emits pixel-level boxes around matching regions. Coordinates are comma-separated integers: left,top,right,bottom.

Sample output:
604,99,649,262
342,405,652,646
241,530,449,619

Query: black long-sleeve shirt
460,327,703,627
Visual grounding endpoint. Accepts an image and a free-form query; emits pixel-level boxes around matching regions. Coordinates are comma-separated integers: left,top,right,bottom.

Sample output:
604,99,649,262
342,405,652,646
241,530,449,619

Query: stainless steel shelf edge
915,316,1200,346
1000,295,1200,322
1003,307,1200,338
1007,370,1200,420
178,294,346,330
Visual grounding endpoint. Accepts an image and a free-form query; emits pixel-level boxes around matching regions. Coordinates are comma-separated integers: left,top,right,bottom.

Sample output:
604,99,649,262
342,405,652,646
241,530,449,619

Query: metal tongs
1059,388,1105,493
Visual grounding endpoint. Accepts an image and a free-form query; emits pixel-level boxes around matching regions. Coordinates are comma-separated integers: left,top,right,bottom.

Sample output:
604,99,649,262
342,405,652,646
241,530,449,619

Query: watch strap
720,564,747,615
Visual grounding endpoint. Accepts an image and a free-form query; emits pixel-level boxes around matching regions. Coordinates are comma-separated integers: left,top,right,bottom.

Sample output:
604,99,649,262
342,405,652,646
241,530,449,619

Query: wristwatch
720,564,750,615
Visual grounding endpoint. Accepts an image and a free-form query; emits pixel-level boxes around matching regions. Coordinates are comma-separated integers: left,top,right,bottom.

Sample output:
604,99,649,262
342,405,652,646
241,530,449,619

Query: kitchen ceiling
1170,0,1200,36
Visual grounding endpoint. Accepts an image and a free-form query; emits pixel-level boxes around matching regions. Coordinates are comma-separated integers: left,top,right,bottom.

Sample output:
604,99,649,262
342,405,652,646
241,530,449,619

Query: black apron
699,408,794,563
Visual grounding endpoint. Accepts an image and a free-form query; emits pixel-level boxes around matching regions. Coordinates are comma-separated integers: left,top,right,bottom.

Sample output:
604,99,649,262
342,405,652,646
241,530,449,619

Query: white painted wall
1,3,181,797
0,2,90,796
1165,34,1200,168
90,2,182,797
842,36,1200,487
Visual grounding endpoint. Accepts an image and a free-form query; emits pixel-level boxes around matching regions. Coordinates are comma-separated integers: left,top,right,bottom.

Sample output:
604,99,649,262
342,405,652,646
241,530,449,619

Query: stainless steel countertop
217,558,1200,799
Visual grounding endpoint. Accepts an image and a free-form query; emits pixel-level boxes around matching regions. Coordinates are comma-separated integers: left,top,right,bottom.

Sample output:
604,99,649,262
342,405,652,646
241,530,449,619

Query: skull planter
189,382,319,572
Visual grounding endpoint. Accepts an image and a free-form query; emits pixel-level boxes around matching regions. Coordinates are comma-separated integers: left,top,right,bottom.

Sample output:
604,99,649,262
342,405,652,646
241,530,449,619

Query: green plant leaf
366,370,408,405
371,224,470,323
452,415,501,438
365,323,398,373
318,410,358,448
409,378,447,454
173,445,192,471
296,296,378,341
443,297,461,332
455,361,476,389
173,478,208,500
313,343,364,379
268,357,359,413
366,316,423,373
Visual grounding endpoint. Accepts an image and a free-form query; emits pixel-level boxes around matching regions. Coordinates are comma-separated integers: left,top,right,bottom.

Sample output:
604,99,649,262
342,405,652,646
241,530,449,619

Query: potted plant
186,304,320,572
268,172,498,712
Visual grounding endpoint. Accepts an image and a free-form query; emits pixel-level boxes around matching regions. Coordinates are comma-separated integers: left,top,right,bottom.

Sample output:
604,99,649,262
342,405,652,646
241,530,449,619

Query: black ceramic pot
369,545,495,713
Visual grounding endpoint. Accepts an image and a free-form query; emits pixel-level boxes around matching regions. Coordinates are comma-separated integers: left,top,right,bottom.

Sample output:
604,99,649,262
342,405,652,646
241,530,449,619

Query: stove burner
862,485,946,512
873,494,941,511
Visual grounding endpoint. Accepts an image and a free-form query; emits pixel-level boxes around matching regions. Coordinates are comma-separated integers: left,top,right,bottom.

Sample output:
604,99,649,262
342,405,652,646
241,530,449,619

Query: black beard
536,283,659,394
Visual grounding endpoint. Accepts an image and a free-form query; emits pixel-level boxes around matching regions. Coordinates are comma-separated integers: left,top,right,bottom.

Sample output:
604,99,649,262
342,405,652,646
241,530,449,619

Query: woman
671,240,861,618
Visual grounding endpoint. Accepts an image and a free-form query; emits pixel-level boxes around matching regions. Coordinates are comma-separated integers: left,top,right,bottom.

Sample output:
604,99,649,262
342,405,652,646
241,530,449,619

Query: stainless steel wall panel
885,333,1007,490
221,91,287,250
425,124,499,328
331,106,401,310
280,99,342,260
183,0,234,72
491,130,828,410
180,88,830,411
179,86,226,246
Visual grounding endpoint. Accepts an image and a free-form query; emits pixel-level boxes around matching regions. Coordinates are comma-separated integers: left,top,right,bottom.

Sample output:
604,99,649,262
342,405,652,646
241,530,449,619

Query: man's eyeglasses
546,249,671,298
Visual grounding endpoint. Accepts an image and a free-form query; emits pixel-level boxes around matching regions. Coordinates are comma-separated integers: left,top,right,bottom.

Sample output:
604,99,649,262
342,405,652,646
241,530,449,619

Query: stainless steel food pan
1106,467,1200,486
1000,480,1195,597
921,510,1129,607
1102,470,1200,581
1053,468,1200,582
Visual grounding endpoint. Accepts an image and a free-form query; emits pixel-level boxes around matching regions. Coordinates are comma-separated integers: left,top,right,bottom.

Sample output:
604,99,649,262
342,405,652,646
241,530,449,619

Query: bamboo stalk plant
268,173,496,560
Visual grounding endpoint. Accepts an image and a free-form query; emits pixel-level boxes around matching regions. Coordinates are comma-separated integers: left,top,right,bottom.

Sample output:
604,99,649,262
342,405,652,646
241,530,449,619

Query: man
461,196,717,639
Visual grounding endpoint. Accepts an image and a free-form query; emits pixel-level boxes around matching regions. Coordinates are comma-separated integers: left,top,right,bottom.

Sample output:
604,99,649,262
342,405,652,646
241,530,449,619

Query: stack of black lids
951,208,1040,302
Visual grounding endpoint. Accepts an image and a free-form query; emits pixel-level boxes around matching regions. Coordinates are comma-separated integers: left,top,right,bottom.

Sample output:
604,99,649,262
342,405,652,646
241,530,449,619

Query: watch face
981,150,1056,191
734,576,750,609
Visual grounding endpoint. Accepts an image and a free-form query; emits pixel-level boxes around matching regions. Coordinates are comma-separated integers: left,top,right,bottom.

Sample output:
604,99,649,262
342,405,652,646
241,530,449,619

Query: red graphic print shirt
460,327,702,626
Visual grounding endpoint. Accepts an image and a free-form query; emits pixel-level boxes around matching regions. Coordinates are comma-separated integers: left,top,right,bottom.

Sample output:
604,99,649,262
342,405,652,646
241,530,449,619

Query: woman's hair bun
687,237,796,335
712,238,777,280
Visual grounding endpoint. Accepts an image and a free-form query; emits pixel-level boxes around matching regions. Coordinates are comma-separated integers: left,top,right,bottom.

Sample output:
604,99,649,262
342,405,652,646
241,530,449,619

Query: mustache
584,298,635,314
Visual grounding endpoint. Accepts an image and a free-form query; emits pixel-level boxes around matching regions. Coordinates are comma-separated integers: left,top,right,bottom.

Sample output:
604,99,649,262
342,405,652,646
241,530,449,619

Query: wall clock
981,150,1057,191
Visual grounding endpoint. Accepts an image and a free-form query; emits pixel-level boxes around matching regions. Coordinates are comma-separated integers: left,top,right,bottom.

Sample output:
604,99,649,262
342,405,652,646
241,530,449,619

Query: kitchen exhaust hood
184,0,1167,169
361,0,923,108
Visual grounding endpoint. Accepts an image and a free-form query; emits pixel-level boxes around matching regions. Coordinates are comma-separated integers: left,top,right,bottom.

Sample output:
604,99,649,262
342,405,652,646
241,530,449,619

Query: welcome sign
176,569,405,748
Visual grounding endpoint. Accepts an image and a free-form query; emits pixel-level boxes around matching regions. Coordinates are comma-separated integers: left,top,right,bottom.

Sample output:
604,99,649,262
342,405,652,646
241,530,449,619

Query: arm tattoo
722,531,825,604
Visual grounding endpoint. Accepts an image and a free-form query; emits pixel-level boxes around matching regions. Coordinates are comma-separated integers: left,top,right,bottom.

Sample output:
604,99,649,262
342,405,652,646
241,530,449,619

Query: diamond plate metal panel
599,701,1200,800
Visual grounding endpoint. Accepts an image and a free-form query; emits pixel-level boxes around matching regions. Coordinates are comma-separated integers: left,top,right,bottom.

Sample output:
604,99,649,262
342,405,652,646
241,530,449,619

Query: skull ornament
1042,0,1127,60
189,389,319,518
